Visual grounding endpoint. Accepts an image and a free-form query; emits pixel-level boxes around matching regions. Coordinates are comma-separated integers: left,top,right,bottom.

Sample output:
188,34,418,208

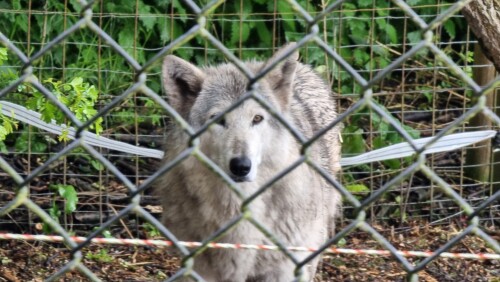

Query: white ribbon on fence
0,100,497,166
340,130,496,166
0,101,162,158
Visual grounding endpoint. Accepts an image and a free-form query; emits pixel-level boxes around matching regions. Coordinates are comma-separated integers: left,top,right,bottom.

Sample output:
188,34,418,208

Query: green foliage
101,230,113,239
43,184,78,233
24,77,103,140
342,125,365,155
345,184,370,200
0,0,468,124
0,48,19,151
0,48,7,65
85,249,114,263
336,237,347,247
0,105,18,152
110,97,164,129
0,0,468,86
13,129,49,153
91,227,113,238
0,47,103,150
391,196,408,222
0,1,472,217
143,223,161,238
53,184,78,214
342,105,421,170
69,148,105,172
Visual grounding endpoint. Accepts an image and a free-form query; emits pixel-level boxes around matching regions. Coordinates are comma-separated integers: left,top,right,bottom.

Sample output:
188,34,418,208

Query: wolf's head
162,44,299,183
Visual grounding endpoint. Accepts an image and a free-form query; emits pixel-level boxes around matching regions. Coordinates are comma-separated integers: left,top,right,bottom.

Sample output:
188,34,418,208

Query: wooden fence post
466,44,497,183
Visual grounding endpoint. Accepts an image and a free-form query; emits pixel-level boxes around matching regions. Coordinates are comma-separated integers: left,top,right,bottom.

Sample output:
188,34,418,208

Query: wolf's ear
162,55,205,118
264,43,299,110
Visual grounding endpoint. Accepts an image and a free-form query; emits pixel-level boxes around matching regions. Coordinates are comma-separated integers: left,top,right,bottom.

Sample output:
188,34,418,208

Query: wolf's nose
229,156,252,177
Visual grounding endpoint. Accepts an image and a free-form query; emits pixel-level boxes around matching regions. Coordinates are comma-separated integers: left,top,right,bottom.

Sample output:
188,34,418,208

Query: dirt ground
0,222,498,282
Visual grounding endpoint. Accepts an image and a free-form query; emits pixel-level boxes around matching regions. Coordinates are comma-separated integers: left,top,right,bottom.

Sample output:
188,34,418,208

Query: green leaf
372,136,386,150
375,18,387,29
0,126,7,141
138,4,155,32
0,141,7,153
383,158,401,170
42,102,57,123
422,91,433,103
342,126,366,155
277,0,296,31
386,129,402,144
157,18,170,43
407,31,421,44
48,203,61,220
102,230,113,238
406,0,422,5
385,24,398,44
346,184,370,193
12,0,22,9
377,120,389,139
403,124,420,139
14,134,28,152
173,0,188,22
14,13,29,33
118,25,135,50
235,0,253,19
0,111,17,142
358,0,373,8
337,238,347,247
348,19,367,36
375,2,390,16
353,48,369,67
91,159,104,171
32,141,47,153
443,20,456,38
0,48,8,65
54,184,78,214
85,249,113,262
255,21,272,45
377,57,390,69
341,3,357,17
230,22,251,45
69,77,83,88
58,129,70,142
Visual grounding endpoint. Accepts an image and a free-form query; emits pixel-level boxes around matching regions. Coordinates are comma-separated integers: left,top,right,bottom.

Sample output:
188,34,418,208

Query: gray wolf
156,43,341,282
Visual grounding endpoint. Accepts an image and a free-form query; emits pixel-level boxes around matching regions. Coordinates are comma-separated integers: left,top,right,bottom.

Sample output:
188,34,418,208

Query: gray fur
156,43,341,282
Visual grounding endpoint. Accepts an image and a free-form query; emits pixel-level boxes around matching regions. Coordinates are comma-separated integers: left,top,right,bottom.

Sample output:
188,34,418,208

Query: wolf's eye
210,114,226,127
252,115,264,125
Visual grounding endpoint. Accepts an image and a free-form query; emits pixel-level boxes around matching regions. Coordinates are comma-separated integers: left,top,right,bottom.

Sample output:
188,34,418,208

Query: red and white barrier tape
0,233,498,260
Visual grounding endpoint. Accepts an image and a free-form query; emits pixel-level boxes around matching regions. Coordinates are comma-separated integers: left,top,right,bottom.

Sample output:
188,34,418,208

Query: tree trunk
462,0,500,73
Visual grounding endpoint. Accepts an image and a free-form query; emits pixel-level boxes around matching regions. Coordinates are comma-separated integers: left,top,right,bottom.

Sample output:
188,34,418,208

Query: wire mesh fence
0,0,499,281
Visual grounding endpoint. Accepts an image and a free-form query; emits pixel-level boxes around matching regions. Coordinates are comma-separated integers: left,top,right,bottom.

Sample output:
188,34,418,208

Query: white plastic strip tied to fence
0,100,497,166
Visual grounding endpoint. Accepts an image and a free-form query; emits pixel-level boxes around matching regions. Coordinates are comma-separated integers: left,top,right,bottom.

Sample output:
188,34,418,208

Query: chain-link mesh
0,0,499,281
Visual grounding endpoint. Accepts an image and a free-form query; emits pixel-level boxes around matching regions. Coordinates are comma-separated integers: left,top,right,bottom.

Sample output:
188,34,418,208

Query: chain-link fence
0,0,499,281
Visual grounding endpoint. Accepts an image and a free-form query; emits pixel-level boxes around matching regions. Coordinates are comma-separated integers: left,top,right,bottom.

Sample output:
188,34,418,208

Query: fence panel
0,0,498,281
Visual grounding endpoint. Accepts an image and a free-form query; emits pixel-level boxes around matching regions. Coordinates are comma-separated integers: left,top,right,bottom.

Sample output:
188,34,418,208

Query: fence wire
0,0,499,281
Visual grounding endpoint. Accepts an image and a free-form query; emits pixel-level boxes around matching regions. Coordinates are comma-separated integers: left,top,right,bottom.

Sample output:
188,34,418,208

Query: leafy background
0,0,491,232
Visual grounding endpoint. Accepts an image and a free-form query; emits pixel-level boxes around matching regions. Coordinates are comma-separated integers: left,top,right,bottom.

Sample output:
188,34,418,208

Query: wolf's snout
229,156,252,178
